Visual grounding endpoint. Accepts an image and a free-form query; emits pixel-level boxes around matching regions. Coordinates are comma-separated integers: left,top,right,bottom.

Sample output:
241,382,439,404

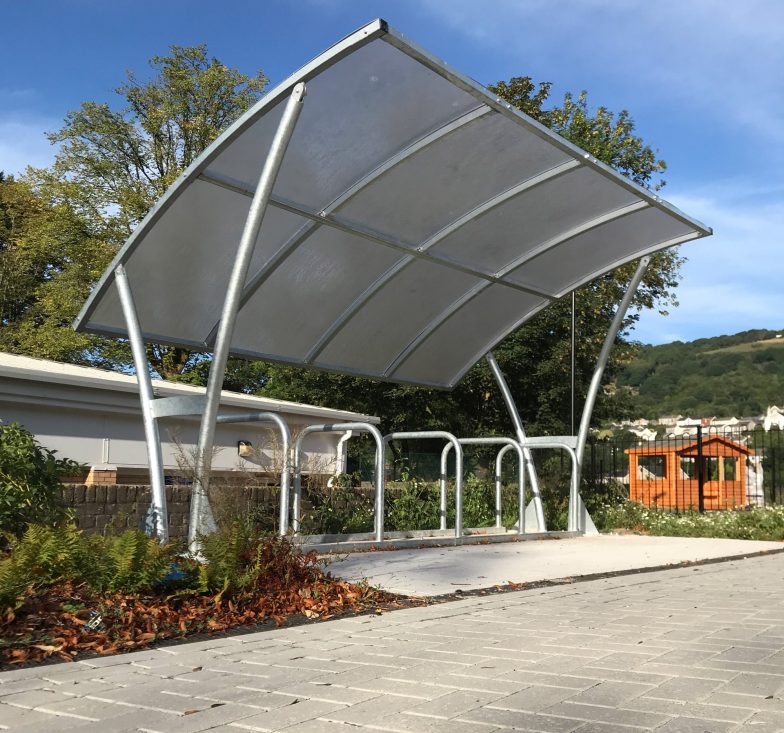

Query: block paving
2,553,784,731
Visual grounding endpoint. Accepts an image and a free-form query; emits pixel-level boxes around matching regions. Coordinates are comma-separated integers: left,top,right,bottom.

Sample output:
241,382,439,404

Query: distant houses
616,410,771,440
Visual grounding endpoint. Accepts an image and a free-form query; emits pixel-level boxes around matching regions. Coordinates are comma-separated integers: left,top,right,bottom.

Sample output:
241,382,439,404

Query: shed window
638,455,666,480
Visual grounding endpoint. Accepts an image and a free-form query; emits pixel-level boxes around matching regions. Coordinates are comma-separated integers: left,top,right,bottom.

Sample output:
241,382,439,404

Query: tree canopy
4,45,267,378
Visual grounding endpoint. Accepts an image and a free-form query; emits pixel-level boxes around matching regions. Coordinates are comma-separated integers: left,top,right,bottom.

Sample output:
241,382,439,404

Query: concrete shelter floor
324,534,784,596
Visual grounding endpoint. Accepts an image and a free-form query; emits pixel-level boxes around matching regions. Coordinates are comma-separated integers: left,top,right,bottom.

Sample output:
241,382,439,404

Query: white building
763,405,784,432
0,353,378,484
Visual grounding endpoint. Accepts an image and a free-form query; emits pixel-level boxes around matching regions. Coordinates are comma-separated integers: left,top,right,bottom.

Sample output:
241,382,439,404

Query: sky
2,0,782,345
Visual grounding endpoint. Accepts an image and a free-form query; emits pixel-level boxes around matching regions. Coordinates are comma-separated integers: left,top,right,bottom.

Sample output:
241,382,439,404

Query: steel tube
114,265,169,542
495,443,526,534
189,83,306,548
387,431,463,537
575,257,651,481
485,352,546,529
441,437,524,531
214,412,291,536
292,423,384,542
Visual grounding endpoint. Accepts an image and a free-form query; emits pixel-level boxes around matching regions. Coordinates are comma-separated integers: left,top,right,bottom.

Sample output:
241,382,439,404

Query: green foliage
0,175,115,362
7,46,267,378
594,502,784,541
617,328,784,418
0,422,81,537
459,475,496,528
197,521,319,597
386,476,441,532
0,524,180,610
302,481,374,536
91,529,181,593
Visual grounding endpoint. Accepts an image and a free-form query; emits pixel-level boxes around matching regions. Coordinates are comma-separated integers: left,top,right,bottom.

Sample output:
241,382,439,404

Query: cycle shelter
73,19,711,548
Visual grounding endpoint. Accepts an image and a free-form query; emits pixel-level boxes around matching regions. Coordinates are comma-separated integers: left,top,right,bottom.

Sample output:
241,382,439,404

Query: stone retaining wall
61,484,280,538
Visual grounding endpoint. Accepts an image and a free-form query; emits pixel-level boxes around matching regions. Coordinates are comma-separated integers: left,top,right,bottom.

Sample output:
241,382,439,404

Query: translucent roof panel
75,19,711,390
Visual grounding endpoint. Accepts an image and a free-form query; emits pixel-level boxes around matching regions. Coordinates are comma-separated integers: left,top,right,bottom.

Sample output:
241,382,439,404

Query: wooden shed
626,435,754,509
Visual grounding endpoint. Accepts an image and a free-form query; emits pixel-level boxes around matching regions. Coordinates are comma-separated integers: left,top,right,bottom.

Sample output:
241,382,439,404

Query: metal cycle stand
213,412,291,536
292,422,385,542
440,437,529,533
384,431,464,537
495,443,526,533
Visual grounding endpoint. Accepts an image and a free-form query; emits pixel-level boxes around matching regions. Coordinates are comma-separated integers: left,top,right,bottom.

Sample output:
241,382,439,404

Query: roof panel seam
496,200,651,279
198,173,555,299
200,105,492,346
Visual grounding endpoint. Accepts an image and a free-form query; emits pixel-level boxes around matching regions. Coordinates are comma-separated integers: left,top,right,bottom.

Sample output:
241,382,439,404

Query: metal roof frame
72,20,711,545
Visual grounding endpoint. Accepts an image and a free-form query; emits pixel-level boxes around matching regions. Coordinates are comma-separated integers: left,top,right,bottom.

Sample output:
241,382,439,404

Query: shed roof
74,19,711,390
626,435,754,456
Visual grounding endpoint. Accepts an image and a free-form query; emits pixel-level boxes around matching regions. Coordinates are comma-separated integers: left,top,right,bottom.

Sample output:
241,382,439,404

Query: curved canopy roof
75,19,711,390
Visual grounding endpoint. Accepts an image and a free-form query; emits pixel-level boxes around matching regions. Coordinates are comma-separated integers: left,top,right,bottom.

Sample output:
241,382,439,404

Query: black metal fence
582,427,784,511
353,427,784,513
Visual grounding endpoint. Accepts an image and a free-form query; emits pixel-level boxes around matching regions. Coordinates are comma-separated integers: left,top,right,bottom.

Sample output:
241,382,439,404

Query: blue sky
2,0,782,344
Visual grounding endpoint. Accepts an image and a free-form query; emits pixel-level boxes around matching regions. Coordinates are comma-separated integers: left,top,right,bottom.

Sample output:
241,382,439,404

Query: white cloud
633,180,784,343
0,116,58,176
417,0,784,147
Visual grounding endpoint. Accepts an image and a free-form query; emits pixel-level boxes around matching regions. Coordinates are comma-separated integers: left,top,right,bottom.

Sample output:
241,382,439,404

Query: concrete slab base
324,533,784,596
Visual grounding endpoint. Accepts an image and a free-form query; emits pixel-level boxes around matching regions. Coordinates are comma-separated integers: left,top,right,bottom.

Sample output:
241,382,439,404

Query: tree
0,173,115,363
262,77,683,440
27,45,268,377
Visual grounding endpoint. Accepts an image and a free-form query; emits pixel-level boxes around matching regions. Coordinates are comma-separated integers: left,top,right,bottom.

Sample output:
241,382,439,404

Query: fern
0,524,181,609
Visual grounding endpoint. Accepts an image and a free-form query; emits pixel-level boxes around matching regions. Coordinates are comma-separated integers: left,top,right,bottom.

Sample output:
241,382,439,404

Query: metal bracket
150,395,207,419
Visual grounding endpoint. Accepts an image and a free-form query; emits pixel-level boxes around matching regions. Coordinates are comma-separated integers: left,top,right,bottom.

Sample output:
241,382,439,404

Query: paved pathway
324,534,784,595
3,552,784,732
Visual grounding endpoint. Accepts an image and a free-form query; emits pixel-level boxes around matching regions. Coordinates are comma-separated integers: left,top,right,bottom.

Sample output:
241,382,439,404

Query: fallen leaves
0,568,407,667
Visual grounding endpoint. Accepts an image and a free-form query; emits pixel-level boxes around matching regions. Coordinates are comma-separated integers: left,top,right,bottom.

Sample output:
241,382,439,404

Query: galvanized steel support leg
115,265,169,542
574,256,650,530
485,352,546,529
189,83,306,549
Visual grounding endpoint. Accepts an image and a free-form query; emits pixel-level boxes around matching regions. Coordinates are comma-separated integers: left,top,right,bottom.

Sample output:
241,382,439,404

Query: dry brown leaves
0,574,407,667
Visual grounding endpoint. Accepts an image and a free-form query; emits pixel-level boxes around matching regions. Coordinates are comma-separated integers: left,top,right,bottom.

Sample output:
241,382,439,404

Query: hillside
616,329,784,419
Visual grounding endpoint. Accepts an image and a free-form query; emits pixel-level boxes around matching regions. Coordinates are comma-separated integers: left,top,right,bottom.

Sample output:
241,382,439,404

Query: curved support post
574,256,650,531
293,422,384,542
386,431,463,537
484,352,543,506
214,412,291,537
576,256,650,470
189,82,306,550
495,443,526,534
115,265,169,542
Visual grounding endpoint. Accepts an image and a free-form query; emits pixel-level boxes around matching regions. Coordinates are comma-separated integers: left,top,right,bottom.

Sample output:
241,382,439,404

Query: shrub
386,478,440,531
197,520,322,597
0,524,181,610
593,501,784,541
0,422,82,537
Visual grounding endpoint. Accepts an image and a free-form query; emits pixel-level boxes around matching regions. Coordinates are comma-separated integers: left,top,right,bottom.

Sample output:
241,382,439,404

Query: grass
702,337,784,355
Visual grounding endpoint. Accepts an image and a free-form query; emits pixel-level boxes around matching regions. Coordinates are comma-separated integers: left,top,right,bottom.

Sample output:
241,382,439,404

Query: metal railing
581,426,784,511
